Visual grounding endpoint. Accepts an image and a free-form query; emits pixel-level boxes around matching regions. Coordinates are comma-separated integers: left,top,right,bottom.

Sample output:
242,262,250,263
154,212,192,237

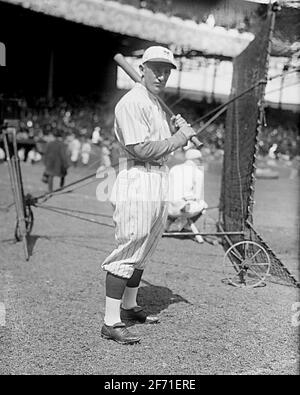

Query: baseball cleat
121,306,159,324
101,322,141,345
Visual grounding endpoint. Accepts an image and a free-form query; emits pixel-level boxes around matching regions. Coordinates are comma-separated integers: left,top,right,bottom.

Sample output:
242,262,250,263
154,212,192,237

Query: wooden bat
114,53,202,149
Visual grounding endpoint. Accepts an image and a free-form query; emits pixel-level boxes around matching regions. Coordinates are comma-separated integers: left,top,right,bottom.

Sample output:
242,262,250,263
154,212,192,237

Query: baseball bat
114,53,202,149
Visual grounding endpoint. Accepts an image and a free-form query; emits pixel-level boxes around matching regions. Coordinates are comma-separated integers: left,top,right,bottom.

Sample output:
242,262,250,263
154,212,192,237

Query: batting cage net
219,5,299,288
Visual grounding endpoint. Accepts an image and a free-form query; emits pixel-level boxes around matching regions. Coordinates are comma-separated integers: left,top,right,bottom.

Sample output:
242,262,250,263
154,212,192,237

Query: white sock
122,287,139,310
104,297,122,326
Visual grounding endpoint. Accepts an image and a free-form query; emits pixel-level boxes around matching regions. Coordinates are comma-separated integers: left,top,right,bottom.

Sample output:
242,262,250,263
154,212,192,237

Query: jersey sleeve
127,130,188,161
115,101,150,146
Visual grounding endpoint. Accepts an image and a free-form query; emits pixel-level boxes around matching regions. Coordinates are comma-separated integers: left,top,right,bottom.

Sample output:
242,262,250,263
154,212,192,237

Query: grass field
0,154,299,375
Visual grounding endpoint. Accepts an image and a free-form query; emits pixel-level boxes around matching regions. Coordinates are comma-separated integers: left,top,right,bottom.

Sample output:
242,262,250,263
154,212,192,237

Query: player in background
167,148,208,244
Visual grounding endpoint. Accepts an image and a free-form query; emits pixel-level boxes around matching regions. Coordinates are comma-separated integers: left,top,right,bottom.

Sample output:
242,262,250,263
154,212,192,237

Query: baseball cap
185,149,202,161
142,46,177,69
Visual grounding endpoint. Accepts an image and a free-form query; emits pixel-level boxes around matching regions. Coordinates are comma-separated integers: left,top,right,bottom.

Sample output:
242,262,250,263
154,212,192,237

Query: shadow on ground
123,279,192,327
26,234,44,257
137,279,191,315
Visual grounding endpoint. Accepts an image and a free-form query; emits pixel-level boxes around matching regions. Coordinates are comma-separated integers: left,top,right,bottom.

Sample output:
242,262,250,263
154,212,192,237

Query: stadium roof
1,0,254,58
245,0,300,7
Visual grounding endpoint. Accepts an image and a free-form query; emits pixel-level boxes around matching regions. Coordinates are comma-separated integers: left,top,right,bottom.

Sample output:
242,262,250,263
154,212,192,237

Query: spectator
43,129,69,193
18,147,25,161
81,137,92,166
101,140,112,169
68,133,81,167
268,143,278,159
27,146,42,164
92,126,102,145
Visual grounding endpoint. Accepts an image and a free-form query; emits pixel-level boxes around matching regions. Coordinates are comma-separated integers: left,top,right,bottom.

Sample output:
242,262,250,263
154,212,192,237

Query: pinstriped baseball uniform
101,83,171,279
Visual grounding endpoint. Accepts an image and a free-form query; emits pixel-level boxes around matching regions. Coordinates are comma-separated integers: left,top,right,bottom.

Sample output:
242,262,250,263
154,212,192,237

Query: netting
220,7,272,230
219,5,299,288
247,222,299,287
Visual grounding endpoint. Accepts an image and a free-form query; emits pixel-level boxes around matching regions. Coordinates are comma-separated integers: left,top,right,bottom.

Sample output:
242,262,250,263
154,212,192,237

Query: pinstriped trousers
101,165,169,279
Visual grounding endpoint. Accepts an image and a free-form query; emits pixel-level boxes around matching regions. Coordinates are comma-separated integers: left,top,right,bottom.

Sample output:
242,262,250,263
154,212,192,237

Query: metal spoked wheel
14,205,34,242
223,240,271,288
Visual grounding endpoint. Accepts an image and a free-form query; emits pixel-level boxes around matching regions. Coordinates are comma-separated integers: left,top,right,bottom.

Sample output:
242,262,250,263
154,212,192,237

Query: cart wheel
25,205,34,235
223,240,271,288
14,205,34,241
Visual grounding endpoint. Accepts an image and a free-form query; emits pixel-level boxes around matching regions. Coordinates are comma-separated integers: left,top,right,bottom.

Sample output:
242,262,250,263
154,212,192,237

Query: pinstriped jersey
114,83,171,161
102,83,170,279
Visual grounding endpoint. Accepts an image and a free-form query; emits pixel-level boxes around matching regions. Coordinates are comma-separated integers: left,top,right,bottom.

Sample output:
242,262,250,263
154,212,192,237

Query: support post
47,49,54,103
2,127,29,260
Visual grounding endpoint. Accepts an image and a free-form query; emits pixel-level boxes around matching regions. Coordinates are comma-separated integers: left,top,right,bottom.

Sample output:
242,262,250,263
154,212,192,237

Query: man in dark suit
43,130,69,193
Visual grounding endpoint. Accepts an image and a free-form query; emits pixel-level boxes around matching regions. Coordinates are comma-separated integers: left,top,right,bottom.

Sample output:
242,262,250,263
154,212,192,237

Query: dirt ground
0,154,299,375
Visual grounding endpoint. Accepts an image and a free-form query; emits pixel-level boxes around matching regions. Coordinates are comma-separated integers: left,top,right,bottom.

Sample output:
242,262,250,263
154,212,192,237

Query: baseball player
167,148,208,243
100,46,197,345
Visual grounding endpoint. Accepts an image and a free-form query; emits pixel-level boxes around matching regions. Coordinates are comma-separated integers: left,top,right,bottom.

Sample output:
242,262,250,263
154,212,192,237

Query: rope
34,171,97,202
34,158,122,203
45,177,99,199
265,80,300,96
36,204,112,219
0,201,15,212
35,203,114,228
268,67,300,82
170,67,299,128
191,79,267,129
33,144,115,202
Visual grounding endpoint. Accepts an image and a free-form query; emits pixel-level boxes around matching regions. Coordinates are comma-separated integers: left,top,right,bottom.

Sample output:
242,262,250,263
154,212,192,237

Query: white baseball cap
142,46,177,69
185,149,202,161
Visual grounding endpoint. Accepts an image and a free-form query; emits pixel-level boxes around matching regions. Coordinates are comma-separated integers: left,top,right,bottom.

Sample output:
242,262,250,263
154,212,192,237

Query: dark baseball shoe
121,306,159,324
101,322,141,345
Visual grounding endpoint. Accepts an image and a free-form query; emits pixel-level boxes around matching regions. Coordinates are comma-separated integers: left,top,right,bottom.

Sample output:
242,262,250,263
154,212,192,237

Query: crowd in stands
172,99,299,162
0,95,299,169
0,95,122,168
195,121,299,162
257,124,299,161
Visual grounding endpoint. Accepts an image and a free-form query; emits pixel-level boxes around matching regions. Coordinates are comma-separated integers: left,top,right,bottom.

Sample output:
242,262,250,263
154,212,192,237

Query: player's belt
133,160,162,169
